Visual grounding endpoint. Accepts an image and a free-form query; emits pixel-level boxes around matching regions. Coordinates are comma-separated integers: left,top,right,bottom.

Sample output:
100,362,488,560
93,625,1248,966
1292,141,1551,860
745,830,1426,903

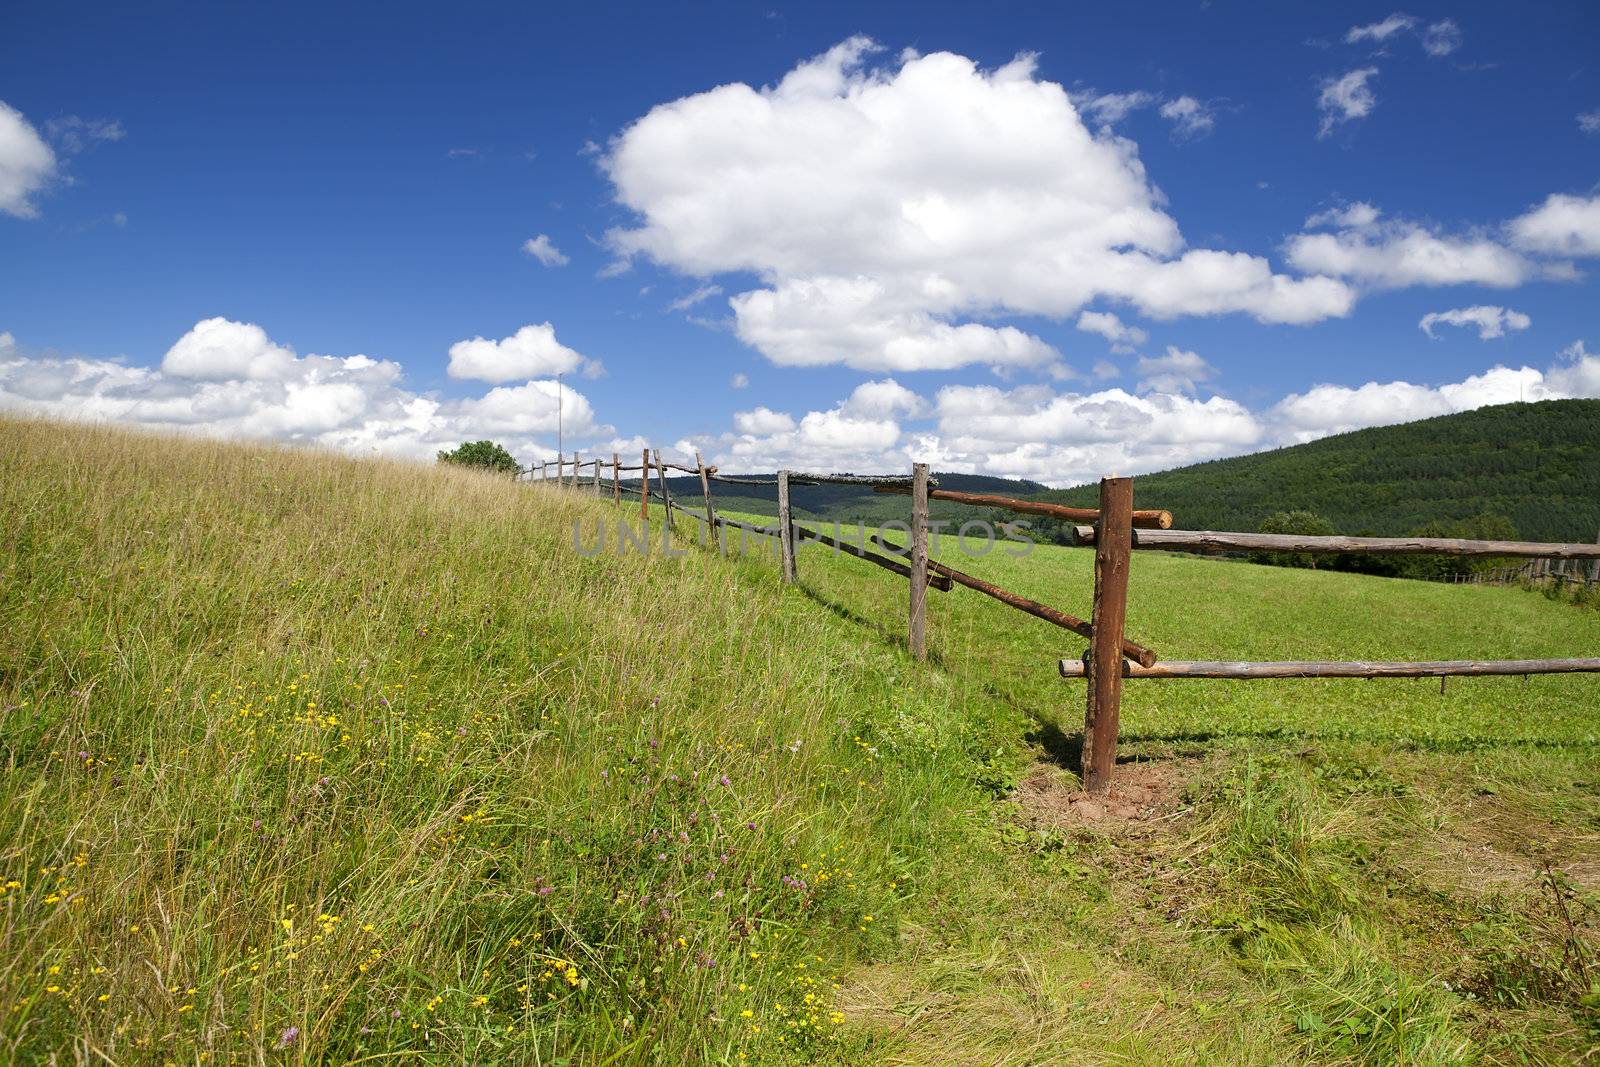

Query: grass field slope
3,417,1600,1064
1043,399,1600,542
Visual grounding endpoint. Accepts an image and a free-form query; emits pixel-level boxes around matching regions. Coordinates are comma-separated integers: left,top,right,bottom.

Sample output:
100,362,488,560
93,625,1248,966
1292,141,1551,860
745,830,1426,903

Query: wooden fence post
777,470,796,583
654,449,673,533
570,451,579,489
640,448,650,522
1082,476,1133,794
613,452,621,505
909,462,929,661
1591,527,1599,584
696,450,718,553
593,457,600,494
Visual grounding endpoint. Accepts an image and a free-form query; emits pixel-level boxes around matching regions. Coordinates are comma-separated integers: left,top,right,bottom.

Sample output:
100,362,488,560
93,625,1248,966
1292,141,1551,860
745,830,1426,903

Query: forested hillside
1043,399,1600,542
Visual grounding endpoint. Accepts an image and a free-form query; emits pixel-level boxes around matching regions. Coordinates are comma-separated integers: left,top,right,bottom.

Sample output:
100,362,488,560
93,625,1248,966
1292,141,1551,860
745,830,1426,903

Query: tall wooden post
1082,476,1133,794
654,449,673,532
593,457,601,494
612,452,621,505
640,448,650,521
1590,528,1599,584
570,451,580,489
776,470,796,583
696,450,718,553
909,462,930,661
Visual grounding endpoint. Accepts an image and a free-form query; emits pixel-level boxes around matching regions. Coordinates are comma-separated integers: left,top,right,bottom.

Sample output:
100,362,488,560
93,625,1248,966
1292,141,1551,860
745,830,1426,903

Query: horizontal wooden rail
868,534,1157,666
787,472,938,488
713,515,783,539
1069,527,1600,560
1057,657,1600,679
795,525,952,591
875,486,1171,529
707,474,790,487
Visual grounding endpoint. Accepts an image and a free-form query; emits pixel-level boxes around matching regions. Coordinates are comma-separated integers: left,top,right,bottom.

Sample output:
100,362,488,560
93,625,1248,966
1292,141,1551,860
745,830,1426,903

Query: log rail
1070,527,1600,560
1058,658,1600,679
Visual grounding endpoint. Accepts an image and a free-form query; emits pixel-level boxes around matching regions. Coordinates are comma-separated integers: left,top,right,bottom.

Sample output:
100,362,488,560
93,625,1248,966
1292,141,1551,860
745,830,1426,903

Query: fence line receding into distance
519,454,1600,793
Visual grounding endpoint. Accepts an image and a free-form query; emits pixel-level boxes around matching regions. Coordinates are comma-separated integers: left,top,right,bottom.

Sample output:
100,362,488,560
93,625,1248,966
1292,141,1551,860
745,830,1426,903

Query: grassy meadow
2,417,1599,1064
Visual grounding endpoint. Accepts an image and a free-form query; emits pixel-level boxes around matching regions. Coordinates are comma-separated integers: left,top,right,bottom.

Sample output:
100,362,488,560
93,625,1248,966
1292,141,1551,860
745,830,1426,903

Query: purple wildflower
275,1026,300,1049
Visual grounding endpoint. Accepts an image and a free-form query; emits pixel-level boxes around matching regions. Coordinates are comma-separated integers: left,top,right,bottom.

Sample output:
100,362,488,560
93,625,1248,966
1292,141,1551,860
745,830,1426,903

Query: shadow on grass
795,583,950,668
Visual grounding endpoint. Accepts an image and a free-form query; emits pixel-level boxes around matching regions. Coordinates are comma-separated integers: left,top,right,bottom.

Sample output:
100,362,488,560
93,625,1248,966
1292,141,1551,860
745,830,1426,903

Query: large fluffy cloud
1507,194,1600,258
0,319,604,462
446,323,601,383
0,101,57,218
603,38,1353,373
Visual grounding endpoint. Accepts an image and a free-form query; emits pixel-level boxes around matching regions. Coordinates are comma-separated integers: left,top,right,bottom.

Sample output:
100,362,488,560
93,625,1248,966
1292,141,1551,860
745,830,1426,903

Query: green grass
3,419,1599,1064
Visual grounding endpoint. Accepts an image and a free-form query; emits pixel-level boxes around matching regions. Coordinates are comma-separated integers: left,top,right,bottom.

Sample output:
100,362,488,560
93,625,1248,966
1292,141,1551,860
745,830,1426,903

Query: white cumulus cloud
446,323,600,383
521,234,569,267
1318,68,1379,138
732,406,796,435
0,320,606,463
0,101,57,218
1418,305,1531,340
1159,96,1215,139
1076,310,1148,353
1135,346,1215,395
603,38,1353,373
1285,210,1535,289
1507,193,1600,258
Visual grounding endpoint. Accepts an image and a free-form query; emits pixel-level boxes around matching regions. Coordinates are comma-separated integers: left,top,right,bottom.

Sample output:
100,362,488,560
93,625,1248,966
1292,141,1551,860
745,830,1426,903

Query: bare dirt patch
1013,759,1195,829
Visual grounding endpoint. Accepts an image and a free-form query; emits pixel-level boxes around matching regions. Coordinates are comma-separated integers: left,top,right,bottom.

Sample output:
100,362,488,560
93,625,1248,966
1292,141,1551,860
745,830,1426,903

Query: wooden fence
522,453,1600,794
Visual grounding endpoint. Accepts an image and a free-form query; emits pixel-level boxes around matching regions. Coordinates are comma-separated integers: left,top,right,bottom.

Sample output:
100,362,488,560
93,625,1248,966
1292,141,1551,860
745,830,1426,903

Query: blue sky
1,0,1597,484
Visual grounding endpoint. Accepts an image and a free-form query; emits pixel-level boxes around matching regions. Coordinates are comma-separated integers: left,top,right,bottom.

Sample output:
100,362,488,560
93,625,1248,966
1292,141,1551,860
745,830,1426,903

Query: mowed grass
0,420,1596,1064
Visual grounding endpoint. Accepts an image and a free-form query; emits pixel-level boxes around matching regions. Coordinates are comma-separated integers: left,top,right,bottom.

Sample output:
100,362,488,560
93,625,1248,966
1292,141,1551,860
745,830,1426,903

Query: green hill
5,417,1599,1062
1041,399,1600,541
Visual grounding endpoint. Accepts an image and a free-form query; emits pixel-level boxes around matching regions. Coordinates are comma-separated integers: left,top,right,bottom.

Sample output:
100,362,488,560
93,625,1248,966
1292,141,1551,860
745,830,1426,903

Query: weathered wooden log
706,474,784,486
874,486,1171,529
908,463,930,661
786,471,937,488
612,452,621,504
1069,527,1600,560
696,450,718,554
639,448,650,521
867,534,1157,666
654,449,673,533
713,515,782,539
777,470,796,583
794,524,952,590
1082,478,1133,794
1057,658,1600,679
